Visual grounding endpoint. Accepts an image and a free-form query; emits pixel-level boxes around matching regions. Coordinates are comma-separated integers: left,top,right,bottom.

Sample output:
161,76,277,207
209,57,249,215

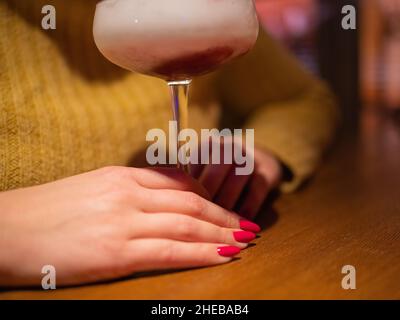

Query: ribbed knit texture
0,0,339,193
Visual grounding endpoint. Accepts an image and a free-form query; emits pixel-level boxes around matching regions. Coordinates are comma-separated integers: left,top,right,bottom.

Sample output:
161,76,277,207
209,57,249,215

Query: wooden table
1,109,400,300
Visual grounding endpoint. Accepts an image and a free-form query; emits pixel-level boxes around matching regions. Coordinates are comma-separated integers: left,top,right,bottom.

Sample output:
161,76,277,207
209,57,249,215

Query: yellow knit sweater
0,0,339,193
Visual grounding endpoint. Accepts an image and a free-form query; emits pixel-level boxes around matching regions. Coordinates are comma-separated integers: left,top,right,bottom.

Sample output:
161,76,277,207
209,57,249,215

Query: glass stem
167,79,192,174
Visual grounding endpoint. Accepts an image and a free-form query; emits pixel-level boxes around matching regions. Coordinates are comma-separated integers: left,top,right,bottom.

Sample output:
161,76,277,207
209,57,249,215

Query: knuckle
175,217,197,239
222,228,233,244
184,192,206,217
226,213,238,228
100,239,121,258
101,166,134,183
97,168,139,207
159,242,177,264
100,241,129,274
100,185,136,213
107,188,131,208
88,227,125,261
99,166,124,176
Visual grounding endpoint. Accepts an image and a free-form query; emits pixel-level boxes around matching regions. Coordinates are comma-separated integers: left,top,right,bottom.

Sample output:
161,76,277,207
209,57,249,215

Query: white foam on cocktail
93,0,259,77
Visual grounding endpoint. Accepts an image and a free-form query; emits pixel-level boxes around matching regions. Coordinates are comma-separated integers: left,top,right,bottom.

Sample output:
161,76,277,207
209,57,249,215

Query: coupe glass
93,0,259,172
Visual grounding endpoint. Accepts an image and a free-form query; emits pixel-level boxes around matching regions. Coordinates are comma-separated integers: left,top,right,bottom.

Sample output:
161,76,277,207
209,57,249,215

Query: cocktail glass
93,0,259,172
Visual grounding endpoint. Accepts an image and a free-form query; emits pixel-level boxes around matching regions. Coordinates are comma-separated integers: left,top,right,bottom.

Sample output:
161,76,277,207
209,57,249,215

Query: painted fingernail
239,219,261,233
217,246,241,257
233,231,256,243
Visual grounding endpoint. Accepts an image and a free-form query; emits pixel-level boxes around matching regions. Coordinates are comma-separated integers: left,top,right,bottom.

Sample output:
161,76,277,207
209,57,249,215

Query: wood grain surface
1,109,399,300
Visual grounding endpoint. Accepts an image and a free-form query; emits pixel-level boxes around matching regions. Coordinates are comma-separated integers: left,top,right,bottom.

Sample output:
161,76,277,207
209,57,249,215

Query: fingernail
233,231,256,243
217,246,241,257
239,219,261,233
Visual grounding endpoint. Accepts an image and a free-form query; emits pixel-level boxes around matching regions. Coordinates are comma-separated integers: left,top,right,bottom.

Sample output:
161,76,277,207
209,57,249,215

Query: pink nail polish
233,231,256,243
239,219,261,233
217,246,241,257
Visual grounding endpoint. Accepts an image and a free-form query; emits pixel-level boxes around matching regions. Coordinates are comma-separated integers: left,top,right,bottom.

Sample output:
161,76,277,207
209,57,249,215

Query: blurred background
255,0,400,124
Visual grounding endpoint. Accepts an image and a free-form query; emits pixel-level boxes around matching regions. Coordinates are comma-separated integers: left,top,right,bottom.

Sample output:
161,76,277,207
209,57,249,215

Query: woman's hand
0,166,259,287
192,142,283,221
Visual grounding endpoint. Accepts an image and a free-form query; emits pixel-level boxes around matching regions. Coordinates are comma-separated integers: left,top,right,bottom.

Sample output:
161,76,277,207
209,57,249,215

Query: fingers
122,239,241,272
198,163,232,199
198,138,234,199
238,172,270,220
125,213,253,248
130,167,211,200
140,189,242,229
214,167,252,210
